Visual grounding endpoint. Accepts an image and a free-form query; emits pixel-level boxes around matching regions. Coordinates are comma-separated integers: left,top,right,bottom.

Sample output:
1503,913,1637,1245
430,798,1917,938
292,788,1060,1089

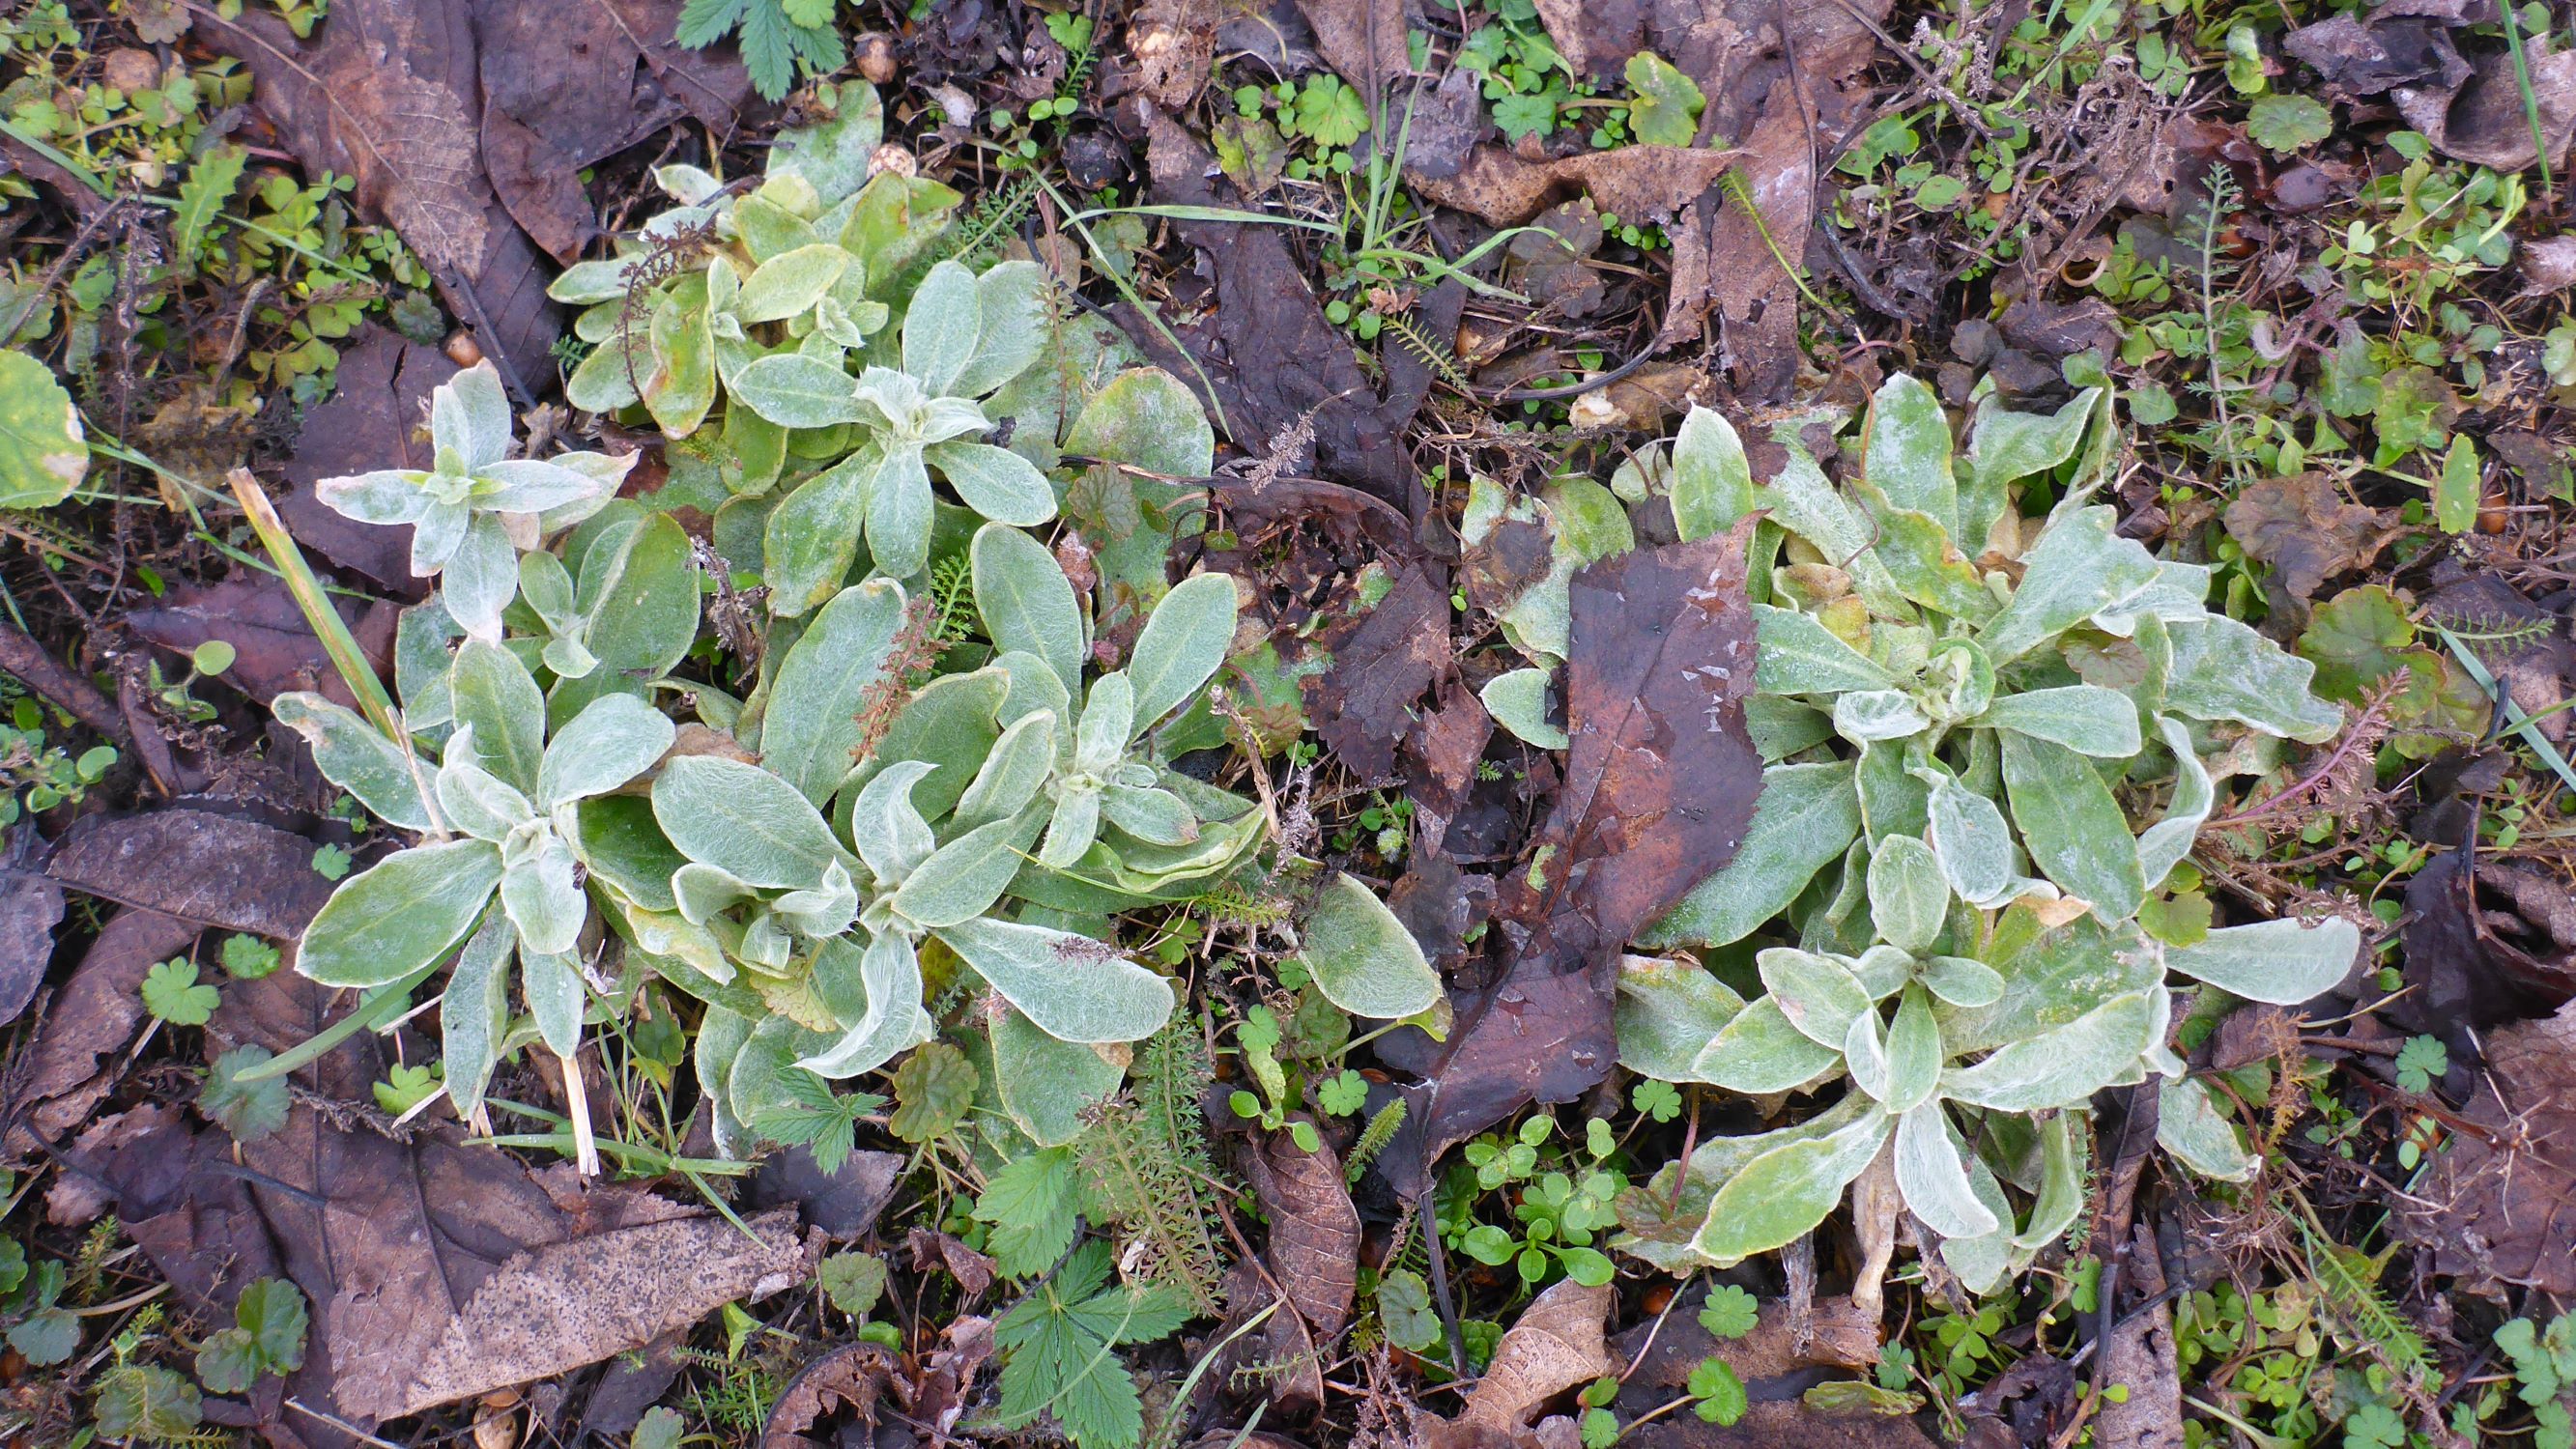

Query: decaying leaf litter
0,0,2571,1444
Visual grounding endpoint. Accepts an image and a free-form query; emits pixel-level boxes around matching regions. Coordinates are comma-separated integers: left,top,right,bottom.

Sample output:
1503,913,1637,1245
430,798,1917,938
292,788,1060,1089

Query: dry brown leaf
1128,0,1217,108
2220,472,2394,616
379,1207,812,1418
96,969,816,1431
1411,144,1739,228
0,832,63,1029
1246,1124,1360,1335
761,1343,901,1448
46,809,341,939
2094,1228,2186,1449
1433,1278,1615,1443
1290,0,1412,90
3,910,199,1160
2394,37,2576,171
2400,995,2576,1294
197,0,558,393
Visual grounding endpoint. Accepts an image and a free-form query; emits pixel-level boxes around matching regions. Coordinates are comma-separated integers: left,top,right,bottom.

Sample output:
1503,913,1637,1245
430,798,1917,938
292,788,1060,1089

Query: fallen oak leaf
1381,520,1764,1196
196,0,561,397
102,967,818,1429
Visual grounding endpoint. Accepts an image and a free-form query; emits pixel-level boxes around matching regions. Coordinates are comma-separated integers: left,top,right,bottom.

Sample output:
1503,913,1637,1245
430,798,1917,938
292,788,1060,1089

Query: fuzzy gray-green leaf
972,524,1085,696
2161,917,2358,1005
762,579,906,805
272,693,433,831
1754,606,1897,694
1299,872,1443,1020
2000,732,2145,922
1688,1108,1892,1267
1127,572,1237,734
937,917,1174,1044
298,839,503,988
653,755,851,889
1976,685,2142,757
1645,760,1860,948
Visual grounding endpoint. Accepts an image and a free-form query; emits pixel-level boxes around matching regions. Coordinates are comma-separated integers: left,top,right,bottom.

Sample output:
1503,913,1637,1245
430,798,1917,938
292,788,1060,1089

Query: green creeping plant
546,80,1071,598
310,360,630,639
277,641,679,1130
1606,376,2360,1292
267,98,1274,1167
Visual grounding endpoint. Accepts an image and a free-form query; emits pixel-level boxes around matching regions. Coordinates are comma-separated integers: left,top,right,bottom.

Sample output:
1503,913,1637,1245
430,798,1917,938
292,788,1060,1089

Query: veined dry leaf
2220,472,2392,618
1123,107,1426,511
5,910,200,1158
1414,144,1740,229
100,969,816,1428
0,828,64,1027
1510,515,1763,962
1245,1123,1360,1335
1128,0,1216,108
1385,521,1763,1195
197,1,559,393
760,1342,900,1449
46,809,340,939
1422,1277,1615,1446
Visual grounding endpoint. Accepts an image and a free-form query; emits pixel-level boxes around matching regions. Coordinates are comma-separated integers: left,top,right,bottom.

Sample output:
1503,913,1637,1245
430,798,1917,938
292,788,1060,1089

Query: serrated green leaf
1623,51,1706,146
173,145,246,273
142,957,219,1026
203,1044,292,1143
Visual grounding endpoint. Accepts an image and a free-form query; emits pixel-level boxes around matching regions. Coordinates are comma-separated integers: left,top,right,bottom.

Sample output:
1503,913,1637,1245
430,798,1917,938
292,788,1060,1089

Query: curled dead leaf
1245,1123,1360,1336
1421,1278,1616,1447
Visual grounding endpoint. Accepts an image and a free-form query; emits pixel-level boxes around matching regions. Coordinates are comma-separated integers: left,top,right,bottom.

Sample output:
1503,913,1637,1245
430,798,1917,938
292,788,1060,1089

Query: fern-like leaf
1345,1097,1407,1185
2298,1214,2434,1387
1074,1022,1233,1313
